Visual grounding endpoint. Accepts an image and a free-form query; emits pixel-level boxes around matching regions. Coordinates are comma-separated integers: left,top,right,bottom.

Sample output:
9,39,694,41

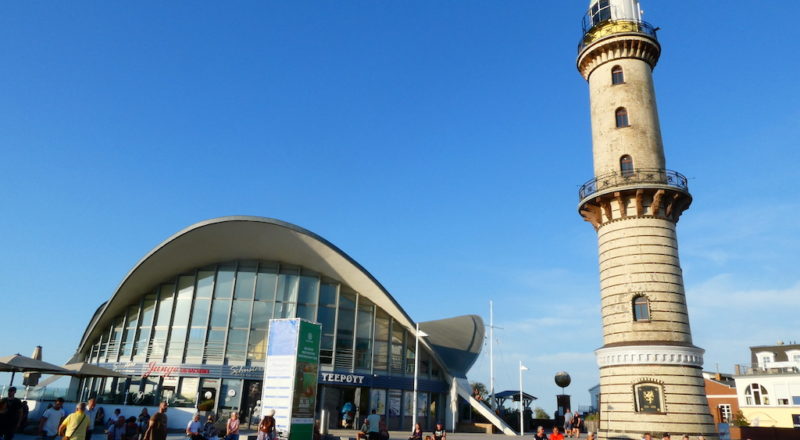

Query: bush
731,410,749,427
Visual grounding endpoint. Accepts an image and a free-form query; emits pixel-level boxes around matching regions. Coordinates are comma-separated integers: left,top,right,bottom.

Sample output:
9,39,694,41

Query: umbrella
0,354,72,386
61,362,128,378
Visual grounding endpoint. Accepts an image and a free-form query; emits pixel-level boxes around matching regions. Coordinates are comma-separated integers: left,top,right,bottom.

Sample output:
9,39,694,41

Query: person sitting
224,413,240,440
356,417,368,440
201,416,217,440
433,423,446,440
186,414,203,440
124,417,140,440
378,420,389,440
409,423,423,440
550,426,565,440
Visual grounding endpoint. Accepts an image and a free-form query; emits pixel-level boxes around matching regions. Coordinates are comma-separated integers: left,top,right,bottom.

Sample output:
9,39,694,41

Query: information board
260,319,321,440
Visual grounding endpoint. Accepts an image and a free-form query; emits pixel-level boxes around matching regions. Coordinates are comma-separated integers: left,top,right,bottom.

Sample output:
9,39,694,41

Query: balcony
578,168,688,201
578,19,659,53
734,363,800,376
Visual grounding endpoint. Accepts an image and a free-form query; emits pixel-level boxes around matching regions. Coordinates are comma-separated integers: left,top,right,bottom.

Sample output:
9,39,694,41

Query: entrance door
320,386,358,429
240,380,263,429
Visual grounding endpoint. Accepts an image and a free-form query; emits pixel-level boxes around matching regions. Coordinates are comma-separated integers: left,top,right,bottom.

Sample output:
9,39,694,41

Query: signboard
260,319,321,440
634,384,663,413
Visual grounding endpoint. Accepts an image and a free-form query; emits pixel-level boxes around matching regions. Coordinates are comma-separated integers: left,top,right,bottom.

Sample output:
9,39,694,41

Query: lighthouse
576,1,717,439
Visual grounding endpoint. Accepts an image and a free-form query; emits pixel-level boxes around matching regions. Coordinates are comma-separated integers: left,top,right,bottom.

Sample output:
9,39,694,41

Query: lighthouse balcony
578,19,658,52
578,168,688,201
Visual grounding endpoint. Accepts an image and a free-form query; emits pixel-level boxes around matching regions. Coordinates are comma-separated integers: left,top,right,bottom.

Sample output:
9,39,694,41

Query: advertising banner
260,319,321,440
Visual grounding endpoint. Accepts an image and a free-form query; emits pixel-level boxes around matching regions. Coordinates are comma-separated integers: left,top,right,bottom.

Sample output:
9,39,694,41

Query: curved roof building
74,216,485,431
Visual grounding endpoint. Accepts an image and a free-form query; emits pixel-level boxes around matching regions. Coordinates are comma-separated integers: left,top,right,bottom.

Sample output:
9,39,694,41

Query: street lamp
412,323,429,430
519,361,528,436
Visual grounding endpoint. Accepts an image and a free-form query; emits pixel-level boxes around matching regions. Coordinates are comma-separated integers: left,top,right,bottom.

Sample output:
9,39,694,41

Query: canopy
493,390,538,409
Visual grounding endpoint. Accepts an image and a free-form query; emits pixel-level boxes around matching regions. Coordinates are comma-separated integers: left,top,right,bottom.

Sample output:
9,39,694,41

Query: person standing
108,417,127,440
224,412,240,440
257,410,276,440
38,398,66,440
365,410,381,440
0,387,23,440
186,415,203,440
84,398,98,439
563,409,573,438
136,409,149,440
142,402,168,440
58,403,91,440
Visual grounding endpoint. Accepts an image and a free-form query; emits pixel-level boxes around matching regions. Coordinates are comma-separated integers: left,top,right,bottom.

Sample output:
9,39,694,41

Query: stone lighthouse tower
576,1,716,438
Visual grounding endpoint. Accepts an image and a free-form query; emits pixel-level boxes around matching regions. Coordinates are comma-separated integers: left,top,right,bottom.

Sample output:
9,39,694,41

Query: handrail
578,168,688,201
578,19,658,52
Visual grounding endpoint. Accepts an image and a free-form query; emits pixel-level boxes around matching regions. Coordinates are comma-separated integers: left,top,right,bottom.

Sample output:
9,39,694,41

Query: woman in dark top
409,423,423,440
433,423,446,440
533,426,548,440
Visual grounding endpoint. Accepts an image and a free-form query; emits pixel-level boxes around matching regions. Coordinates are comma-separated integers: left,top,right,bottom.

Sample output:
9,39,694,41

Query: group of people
353,411,449,440
185,410,276,440
561,409,583,438
33,399,169,440
534,426,589,440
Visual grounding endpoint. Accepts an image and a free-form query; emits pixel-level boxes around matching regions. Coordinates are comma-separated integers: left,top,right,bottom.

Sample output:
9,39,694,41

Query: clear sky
1,1,798,414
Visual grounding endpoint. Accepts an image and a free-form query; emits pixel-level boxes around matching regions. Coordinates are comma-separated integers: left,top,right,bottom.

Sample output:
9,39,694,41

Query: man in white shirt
186,414,202,440
38,398,66,440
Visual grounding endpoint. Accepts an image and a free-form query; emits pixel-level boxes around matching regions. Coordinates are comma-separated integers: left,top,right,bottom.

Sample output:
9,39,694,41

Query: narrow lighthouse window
620,155,634,177
633,295,650,321
612,66,624,84
615,107,630,128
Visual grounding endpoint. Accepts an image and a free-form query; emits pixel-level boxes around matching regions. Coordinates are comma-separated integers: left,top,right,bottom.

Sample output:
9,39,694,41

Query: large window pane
374,311,390,372
391,323,404,375
251,301,274,330
167,328,187,361
155,285,175,327
247,328,268,362
319,283,337,306
335,291,356,370
298,275,319,304
215,266,235,299
196,270,215,299
356,298,374,370
210,300,231,328
297,304,316,321
276,272,299,303
275,301,296,319
317,307,336,344
173,279,193,328
149,329,168,361
191,299,211,328
186,328,206,362
255,265,278,301
140,294,156,327
177,378,199,408
230,300,251,328
234,264,257,299
205,330,225,363
226,329,247,363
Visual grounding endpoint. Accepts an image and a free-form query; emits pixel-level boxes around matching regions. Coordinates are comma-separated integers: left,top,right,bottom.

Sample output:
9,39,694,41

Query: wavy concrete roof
78,216,420,352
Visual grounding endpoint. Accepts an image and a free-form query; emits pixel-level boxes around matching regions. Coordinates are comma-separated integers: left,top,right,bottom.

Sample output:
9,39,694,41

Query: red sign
143,362,211,378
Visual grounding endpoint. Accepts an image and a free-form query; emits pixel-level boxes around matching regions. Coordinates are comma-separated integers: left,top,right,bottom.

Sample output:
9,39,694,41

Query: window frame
615,107,630,128
632,295,651,322
611,65,625,85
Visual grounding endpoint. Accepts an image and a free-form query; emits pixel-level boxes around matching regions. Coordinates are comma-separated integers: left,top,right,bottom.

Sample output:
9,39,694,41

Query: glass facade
83,259,445,413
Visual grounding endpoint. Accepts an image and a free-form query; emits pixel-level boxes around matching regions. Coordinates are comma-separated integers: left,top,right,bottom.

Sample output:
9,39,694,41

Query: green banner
290,320,321,440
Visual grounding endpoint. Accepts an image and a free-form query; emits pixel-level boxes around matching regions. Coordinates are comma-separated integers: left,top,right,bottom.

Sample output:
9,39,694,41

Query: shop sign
143,363,211,378
319,373,367,385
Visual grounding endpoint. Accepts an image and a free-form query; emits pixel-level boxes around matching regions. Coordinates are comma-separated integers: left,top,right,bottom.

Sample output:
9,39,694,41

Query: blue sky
1,1,798,414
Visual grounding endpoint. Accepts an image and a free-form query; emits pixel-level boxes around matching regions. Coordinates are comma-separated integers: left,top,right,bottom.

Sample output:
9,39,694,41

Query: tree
471,382,488,401
731,410,750,427
533,407,549,419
